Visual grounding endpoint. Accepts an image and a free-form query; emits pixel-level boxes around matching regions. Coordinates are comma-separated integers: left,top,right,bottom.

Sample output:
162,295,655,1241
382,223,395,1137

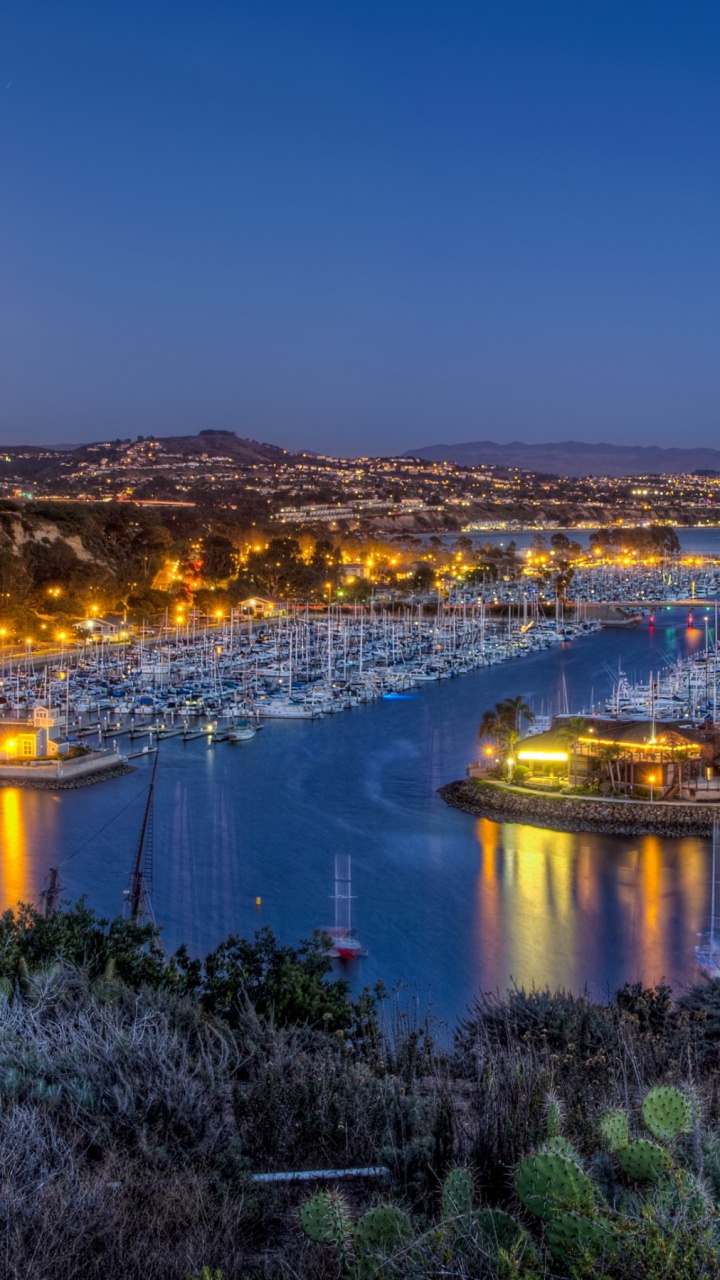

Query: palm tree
478,707,501,740
598,744,621,794
559,716,586,784
479,697,534,776
478,707,505,764
497,696,535,736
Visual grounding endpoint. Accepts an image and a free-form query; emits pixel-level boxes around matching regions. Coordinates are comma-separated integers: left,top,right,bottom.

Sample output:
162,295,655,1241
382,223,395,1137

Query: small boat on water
321,854,367,960
695,819,720,977
227,718,257,742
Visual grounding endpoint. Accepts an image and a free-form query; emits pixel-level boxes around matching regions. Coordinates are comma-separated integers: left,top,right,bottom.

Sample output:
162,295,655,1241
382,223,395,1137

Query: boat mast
128,753,159,921
333,854,354,933
707,824,712,957
41,866,63,917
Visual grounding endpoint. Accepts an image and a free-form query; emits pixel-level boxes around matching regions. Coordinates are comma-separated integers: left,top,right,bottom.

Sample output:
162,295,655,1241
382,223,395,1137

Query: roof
0,722,45,737
519,716,706,758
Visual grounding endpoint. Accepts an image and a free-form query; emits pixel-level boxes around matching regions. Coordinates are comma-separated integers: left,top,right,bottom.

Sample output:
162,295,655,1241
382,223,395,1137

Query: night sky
1,2,718,455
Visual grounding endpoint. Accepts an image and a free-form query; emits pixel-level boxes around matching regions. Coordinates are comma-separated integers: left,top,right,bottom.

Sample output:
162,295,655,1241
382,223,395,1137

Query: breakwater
0,762,135,790
439,779,716,838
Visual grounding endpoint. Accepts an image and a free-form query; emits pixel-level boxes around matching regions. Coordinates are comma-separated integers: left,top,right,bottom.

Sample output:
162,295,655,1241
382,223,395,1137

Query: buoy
255,897,262,907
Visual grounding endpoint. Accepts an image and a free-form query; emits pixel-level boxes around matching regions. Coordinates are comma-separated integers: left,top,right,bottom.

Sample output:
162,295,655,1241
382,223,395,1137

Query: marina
0,606,716,1023
0,606,599,759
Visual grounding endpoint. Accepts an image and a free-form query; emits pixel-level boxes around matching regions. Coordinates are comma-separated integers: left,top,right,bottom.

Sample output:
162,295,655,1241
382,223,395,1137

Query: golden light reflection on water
0,790,28,908
473,820,710,992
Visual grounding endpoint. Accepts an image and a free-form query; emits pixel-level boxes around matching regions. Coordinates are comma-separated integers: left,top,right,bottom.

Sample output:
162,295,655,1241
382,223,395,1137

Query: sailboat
695,818,720,977
123,753,158,925
322,854,367,959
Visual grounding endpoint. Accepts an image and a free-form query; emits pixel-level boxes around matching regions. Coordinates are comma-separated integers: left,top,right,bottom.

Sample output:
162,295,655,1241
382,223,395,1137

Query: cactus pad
0,976,12,1002
299,1192,353,1255
546,1211,618,1263
546,1094,563,1139
441,1167,474,1219
641,1085,691,1144
651,1169,710,1224
616,1138,671,1182
599,1108,630,1152
355,1205,412,1256
471,1207,525,1251
543,1136,579,1160
515,1152,594,1221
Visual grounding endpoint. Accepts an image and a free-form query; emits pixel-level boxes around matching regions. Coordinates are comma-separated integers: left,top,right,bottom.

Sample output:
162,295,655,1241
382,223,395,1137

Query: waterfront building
517,716,713,796
75,614,132,638
0,706,70,761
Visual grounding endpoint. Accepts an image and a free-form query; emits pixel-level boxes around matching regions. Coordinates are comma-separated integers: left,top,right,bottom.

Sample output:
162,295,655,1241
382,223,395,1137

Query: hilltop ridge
405,439,720,477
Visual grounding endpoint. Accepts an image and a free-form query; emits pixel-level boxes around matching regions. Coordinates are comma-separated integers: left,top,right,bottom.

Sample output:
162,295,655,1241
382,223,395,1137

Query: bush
1,906,720,1277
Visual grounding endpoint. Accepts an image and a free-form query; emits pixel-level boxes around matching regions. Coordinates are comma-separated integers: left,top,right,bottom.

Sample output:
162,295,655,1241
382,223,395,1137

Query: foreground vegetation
2,903,720,1278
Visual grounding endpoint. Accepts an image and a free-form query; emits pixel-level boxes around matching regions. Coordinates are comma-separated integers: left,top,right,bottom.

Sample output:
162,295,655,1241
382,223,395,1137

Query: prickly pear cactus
651,1169,711,1224
616,1138,671,1183
354,1204,412,1256
599,1108,630,1152
641,1085,691,1144
546,1093,563,1139
470,1207,526,1251
543,1136,579,1161
515,1152,595,1221
0,976,12,1002
300,1191,353,1260
545,1211,619,1264
441,1167,474,1219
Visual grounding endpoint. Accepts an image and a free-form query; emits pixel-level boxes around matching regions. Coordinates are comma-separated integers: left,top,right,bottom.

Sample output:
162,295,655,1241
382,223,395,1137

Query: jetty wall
439,779,717,838
0,753,134,790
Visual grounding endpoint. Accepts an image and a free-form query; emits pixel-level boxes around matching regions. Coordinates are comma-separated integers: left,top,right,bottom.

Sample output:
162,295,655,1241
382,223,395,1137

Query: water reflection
0,790,28,908
474,820,707,994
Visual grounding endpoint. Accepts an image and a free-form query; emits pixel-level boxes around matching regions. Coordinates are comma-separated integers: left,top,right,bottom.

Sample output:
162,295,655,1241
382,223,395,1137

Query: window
20,739,33,757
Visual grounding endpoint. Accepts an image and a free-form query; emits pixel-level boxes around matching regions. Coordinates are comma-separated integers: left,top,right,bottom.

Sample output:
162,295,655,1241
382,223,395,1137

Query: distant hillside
405,439,720,477
0,431,289,465
75,431,290,465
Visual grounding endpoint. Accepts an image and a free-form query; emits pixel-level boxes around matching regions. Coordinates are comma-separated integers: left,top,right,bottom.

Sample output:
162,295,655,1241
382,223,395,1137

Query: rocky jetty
439,779,716,838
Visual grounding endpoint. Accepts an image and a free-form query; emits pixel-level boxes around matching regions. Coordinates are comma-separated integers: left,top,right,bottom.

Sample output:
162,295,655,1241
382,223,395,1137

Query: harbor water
0,607,716,1025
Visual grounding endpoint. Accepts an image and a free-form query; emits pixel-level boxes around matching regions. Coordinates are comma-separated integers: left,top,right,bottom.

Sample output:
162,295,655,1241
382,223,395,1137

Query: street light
649,772,656,802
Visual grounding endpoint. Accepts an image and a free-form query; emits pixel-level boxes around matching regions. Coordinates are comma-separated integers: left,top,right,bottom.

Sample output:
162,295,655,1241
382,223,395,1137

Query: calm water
451,527,720,555
1,609,717,1024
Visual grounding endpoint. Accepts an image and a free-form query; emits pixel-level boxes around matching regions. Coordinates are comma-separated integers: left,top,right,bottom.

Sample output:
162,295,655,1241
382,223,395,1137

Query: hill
405,439,720,477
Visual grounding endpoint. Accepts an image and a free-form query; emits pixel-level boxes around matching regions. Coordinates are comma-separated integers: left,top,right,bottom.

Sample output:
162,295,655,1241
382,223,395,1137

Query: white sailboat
322,854,367,959
695,819,720,977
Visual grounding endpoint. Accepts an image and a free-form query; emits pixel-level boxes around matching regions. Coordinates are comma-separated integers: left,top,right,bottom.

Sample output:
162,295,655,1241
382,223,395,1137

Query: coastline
439,778,717,838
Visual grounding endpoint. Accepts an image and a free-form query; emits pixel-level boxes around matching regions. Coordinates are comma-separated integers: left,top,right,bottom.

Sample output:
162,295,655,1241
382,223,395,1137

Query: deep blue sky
1,2,718,455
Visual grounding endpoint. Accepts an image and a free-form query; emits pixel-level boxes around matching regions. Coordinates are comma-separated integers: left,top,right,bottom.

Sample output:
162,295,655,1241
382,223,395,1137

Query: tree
411,563,435,592
201,535,236,583
231,538,315,600
558,716,587,783
497,696,535,736
598,744,621,793
479,697,535,772
478,706,504,745
22,538,82,590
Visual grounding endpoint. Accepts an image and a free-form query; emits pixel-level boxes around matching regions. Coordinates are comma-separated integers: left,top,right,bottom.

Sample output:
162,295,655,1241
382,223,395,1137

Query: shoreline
439,778,717,838
0,762,136,791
